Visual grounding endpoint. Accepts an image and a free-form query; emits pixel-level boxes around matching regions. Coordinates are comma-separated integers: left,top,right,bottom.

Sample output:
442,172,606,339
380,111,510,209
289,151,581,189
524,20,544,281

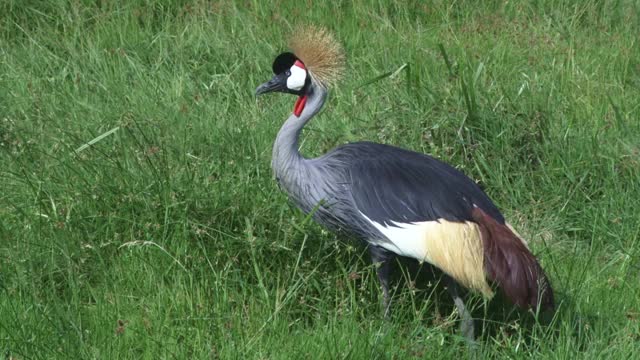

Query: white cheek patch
287,65,307,91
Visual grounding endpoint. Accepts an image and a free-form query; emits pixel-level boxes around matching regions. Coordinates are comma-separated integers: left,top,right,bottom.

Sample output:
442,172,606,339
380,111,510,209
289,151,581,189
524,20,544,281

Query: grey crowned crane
255,26,554,340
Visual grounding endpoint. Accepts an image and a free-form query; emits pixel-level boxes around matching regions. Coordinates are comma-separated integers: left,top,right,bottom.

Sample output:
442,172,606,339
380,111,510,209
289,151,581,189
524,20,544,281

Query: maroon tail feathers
471,207,555,311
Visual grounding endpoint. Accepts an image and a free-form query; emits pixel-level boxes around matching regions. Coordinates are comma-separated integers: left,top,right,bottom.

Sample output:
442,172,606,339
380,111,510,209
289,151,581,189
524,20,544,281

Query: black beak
255,73,288,96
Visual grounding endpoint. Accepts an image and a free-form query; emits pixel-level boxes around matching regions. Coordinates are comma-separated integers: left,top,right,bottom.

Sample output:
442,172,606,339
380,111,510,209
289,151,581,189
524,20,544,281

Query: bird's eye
286,70,291,76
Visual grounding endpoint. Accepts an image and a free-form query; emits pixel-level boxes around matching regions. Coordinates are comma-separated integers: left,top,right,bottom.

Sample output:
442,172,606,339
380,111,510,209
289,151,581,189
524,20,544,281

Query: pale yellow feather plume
288,25,345,88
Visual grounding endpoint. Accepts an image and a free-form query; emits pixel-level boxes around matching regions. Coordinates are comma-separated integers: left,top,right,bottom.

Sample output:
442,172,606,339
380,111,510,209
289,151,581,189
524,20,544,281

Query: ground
1,0,639,358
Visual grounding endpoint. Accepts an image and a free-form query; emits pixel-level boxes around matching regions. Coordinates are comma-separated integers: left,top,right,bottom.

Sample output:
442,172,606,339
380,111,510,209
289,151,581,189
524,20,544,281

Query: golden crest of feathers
288,26,345,88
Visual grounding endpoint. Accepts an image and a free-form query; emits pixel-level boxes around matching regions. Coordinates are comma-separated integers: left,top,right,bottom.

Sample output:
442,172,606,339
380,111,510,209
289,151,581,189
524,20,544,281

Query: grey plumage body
272,79,500,243
272,81,381,242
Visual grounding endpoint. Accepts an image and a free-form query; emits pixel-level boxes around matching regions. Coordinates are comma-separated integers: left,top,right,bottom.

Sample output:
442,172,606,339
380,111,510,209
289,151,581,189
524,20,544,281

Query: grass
1,0,639,358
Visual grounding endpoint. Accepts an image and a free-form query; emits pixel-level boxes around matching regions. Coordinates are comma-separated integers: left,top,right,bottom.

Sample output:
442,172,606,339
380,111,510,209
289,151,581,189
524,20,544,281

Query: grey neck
272,81,328,177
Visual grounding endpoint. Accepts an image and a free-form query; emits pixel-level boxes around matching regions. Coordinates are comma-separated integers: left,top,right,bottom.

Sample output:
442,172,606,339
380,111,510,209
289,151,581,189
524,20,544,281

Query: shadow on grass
382,255,595,350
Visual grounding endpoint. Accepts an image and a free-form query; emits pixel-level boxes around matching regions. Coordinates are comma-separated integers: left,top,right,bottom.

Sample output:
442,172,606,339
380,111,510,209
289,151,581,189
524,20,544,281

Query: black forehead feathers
272,52,299,74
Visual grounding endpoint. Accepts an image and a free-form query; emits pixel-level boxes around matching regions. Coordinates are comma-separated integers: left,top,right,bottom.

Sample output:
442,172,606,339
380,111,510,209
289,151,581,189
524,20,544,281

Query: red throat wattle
292,60,307,117
294,95,307,117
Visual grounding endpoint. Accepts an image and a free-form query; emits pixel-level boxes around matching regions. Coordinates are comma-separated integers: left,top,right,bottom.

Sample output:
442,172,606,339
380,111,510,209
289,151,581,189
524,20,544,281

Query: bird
255,26,554,340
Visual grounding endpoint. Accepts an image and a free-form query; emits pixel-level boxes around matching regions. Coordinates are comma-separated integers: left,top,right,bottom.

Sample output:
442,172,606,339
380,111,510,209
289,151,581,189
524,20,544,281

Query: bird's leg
368,245,394,318
444,275,476,344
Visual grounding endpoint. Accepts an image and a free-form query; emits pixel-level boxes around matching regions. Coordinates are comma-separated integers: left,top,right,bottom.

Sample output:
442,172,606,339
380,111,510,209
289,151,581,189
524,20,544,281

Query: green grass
1,0,640,358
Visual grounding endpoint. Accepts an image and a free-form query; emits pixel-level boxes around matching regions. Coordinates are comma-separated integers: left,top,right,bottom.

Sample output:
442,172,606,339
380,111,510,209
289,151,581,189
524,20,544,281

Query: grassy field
2,0,640,358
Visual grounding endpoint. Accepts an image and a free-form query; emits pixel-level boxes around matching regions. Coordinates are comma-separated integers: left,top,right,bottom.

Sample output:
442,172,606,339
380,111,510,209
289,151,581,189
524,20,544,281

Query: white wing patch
361,214,432,260
360,211,494,297
287,65,306,91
